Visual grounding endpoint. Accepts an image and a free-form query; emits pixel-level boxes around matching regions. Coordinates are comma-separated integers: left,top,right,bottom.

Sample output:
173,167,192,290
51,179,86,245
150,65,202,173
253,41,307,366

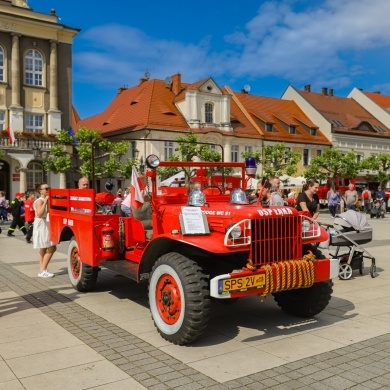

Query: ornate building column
9,33,23,131
224,141,231,162
11,33,21,108
48,40,61,133
19,167,27,193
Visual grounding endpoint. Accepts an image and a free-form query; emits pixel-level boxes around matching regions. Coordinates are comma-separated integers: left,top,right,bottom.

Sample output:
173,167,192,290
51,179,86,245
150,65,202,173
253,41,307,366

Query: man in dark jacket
7,192,27,237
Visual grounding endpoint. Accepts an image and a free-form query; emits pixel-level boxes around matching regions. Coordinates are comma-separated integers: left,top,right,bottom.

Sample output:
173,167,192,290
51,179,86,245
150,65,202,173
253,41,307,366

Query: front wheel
67,238,98,292
149,252,210,345
273,280,333,317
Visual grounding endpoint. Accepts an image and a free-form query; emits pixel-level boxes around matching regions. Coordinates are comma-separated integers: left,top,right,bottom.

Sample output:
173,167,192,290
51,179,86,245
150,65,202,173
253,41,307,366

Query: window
316,149,322,156
356,154,363,163
205,102,213,123
303,149,309,166
245,146,253,153
26,161,46,191
25,49,43,86
310,128,317,136
164,141,174,161
288,126,296,134
209,144,216,150
231,145,239,162
25,114,44,133
0,46,4,82
265,123,273,132
0,112,4,130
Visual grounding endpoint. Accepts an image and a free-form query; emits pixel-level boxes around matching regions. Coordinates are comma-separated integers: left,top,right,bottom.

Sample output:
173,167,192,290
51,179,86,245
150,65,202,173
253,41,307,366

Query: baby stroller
370,199,385,218
326,210,376,280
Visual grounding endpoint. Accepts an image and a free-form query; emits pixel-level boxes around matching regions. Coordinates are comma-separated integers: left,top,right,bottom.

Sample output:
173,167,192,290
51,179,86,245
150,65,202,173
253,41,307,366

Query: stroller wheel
370,264,377,278
339,263,353,280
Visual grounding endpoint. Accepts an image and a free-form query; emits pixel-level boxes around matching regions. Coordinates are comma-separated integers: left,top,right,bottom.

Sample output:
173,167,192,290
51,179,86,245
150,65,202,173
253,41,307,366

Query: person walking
33,183,56,278
7,192,27,237
362,186,371,214
327,187,339,217
343,183,358,211
0,191,8,222
24,191,36,243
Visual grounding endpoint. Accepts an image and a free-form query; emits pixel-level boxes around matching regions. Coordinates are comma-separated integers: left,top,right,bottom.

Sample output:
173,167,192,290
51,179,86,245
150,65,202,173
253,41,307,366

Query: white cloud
226,0,390,86
73,0,390,93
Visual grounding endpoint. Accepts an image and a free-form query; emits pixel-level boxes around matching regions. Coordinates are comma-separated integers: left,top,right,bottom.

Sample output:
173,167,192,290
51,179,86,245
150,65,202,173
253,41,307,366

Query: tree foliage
242,143,301,178
359,152,390,187
158,133,223,181
45,127,138,179
303,148,359,186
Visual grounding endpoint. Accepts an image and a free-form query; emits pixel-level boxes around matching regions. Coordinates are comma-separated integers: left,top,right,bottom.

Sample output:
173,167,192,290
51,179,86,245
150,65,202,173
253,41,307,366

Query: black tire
149,252,210,345
273,280,333,317
370,263,377,278
67,238,98,292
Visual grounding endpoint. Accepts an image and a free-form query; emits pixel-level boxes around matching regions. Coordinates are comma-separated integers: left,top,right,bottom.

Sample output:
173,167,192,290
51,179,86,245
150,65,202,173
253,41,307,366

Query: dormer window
289,126,297,134
265,123,273,132
205,102,213,123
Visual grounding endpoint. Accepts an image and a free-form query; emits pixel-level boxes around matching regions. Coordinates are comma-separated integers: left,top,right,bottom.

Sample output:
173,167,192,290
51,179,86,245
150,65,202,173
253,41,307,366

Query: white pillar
48,40,61,133
224,142,231,162
11,33,21,108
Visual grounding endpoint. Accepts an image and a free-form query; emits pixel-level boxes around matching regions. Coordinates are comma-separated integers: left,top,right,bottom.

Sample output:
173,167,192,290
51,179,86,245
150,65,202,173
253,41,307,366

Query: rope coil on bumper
259,252,316,298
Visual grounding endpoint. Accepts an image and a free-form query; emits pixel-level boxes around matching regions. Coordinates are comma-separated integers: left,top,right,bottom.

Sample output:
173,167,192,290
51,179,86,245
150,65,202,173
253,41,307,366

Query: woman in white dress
33,183,57,278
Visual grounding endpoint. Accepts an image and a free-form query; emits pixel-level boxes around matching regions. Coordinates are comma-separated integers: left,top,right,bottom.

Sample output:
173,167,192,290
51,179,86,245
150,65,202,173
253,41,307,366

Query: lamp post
32,146,41,158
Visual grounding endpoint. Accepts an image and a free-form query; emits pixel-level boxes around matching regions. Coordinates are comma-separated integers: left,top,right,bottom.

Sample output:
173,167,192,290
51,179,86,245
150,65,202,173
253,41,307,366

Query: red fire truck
49,157,339,345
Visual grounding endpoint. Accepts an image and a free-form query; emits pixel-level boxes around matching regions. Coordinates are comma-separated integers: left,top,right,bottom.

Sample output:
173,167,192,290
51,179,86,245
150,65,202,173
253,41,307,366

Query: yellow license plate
220,274,265,293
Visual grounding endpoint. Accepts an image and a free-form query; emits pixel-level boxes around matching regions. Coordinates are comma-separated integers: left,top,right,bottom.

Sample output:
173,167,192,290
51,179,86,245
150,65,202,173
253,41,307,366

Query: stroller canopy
334,210,372,231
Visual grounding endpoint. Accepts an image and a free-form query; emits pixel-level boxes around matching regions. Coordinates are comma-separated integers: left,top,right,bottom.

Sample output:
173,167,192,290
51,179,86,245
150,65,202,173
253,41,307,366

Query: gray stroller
327,210,376,280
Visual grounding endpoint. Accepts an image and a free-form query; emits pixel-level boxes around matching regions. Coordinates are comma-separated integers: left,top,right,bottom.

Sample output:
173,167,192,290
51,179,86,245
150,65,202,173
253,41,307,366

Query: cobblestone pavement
1,212,390,389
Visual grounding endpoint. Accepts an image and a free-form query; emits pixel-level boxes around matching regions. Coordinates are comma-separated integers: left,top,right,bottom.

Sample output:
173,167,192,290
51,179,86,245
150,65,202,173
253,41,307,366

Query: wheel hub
156,275,181,324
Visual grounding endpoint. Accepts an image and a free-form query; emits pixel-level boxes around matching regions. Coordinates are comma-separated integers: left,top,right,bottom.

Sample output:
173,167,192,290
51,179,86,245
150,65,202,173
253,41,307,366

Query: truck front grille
251,215,301,265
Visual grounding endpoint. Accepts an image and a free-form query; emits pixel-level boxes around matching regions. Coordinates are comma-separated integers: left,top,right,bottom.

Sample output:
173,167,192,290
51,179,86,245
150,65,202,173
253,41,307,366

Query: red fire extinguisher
101,225,115,258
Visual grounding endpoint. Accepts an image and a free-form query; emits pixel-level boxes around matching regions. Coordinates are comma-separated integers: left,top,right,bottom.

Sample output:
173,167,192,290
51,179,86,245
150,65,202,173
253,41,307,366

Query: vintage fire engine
49,157,339,345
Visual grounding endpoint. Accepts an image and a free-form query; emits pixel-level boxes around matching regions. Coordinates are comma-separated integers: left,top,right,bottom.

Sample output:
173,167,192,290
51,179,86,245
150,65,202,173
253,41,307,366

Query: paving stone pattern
1,257,390,389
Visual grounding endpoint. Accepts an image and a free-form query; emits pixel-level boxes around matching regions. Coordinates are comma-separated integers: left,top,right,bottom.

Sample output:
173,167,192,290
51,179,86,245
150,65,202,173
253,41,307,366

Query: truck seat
131,201,152,230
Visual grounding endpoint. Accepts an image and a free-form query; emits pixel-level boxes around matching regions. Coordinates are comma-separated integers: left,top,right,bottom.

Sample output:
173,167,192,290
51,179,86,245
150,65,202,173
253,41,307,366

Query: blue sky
30,0,390,119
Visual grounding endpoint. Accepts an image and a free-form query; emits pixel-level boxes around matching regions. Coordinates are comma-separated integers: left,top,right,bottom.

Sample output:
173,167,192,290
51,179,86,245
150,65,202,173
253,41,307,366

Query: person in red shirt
24,191,36,244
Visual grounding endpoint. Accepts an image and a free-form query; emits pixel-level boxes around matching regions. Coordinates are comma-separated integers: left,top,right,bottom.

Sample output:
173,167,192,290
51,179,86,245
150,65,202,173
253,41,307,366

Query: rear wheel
149,252,210,345
273,280,333,317
67,238,98,292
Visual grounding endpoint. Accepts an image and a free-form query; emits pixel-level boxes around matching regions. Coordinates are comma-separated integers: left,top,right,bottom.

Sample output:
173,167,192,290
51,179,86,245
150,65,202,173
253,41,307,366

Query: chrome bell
229,188,249,205
187,189,206,206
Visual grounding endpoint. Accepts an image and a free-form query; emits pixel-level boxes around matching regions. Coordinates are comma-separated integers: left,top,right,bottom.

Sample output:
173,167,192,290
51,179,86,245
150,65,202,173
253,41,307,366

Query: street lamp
140,156,145,173
32,146,41,158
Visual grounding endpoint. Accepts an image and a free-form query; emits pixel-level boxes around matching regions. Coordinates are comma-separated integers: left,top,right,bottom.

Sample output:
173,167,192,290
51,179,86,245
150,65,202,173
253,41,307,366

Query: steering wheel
203,186,223,195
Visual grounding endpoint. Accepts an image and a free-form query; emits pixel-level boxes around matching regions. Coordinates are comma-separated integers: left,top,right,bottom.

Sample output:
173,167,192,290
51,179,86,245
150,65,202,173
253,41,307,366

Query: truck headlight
302,219,310,232
228,224,242,239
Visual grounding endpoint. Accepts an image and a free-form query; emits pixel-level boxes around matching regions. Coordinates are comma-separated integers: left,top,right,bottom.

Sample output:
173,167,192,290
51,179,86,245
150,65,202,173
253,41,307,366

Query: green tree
44,127,138,187
303,148,359,186
359,152,390,187
242,143,301,178
158,133,223,181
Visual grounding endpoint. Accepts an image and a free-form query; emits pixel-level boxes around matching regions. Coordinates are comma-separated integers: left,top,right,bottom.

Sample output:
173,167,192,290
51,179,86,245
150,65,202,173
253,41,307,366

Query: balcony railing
0,135,57,153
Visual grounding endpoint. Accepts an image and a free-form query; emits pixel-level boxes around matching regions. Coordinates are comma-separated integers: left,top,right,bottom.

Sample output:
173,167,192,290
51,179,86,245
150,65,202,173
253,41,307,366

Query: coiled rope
259,251,316,298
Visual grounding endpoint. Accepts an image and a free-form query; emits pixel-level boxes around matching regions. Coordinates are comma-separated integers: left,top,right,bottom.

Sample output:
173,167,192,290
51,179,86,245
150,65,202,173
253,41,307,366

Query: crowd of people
248,177,388,220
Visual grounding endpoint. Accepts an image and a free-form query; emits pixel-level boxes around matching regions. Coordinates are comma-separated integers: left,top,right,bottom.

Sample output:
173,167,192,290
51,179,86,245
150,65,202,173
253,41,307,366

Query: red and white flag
131,166,146,209
6,123,15,144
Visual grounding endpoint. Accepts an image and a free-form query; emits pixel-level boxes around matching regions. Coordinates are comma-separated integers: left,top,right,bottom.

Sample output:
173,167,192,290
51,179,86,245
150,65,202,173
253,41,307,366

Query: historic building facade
0,0,78,195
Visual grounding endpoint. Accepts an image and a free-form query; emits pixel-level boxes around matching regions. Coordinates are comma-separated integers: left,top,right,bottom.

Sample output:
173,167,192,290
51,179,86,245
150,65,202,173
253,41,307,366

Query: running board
100,259,141,282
